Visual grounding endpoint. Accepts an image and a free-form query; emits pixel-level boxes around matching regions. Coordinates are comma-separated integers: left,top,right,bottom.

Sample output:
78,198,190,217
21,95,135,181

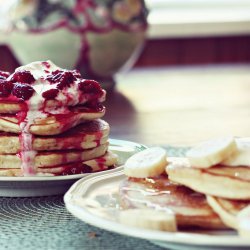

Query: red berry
42,88,59,99
11,70,35,84
12,83,34,100
57,71,76,90
46,70,63,84
46,70,76,89
78,79,103,98
0,80,13,97
46,70,76,87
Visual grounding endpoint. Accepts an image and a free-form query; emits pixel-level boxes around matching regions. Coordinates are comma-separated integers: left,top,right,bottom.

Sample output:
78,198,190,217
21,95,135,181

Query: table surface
106,64,250,146
1,64,250,250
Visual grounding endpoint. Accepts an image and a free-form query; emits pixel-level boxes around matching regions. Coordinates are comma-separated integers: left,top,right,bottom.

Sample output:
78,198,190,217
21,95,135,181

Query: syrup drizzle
120,176,214,216
19,120,36,175
18,99,46,176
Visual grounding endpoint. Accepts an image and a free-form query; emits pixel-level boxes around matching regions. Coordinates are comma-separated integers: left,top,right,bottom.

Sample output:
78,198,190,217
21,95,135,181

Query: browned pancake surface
0,119,109,153
119,174,226,229
167,158,250,200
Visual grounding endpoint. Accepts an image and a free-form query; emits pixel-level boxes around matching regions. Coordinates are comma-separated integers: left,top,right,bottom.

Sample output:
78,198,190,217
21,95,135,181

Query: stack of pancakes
166,138,250,236
120,138,250,234
0,61,117,176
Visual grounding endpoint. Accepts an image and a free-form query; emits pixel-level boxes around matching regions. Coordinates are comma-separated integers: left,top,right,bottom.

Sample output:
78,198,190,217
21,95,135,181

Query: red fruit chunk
0,71,10,79
78,79,103,98
42,88,59,99
11,70,35,84
57,71,76,90
46,70,63,84
46,70,76,90
0,80,13,97
12,83,34,100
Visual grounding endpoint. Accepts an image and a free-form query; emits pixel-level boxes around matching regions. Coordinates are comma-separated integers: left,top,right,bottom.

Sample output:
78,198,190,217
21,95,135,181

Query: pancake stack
0,61,117,176
166,137,250,236
120,141,250,235
119,147,227,230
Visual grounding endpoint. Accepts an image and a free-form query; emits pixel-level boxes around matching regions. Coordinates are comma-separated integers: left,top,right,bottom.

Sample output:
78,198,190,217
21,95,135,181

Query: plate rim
0,138,146,182
64,169,250,248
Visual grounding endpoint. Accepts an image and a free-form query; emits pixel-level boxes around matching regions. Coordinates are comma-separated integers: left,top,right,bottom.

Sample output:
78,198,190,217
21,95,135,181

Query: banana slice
237,205,250,238
186,137,237,168
222,138,250,167
124,147,167,178
119,209,177,232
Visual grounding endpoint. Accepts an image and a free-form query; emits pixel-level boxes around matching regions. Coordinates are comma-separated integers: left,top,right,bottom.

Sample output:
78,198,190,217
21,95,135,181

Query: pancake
206,195,249,230
0,106,105,135
0,119,109,153
119,174,227,229
0,142,108,168
0,151,118,176
166,157,250,200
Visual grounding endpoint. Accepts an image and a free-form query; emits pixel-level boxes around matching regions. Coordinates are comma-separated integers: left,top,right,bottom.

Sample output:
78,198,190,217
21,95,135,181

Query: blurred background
138,0,250,66
1,0,250,81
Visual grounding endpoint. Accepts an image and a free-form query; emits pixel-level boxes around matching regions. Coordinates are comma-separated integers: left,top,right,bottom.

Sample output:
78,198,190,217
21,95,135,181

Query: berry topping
57,71,76,90
42,88,59,99
11,70,35,84
0,80,13,97
12,83,34,100
46,70,76,90
46,70,62,83
78,79,103,98
0,71,10,80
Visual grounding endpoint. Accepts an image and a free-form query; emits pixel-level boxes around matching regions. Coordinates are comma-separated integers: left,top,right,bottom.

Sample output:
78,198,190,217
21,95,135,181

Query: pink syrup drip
17,107,37,176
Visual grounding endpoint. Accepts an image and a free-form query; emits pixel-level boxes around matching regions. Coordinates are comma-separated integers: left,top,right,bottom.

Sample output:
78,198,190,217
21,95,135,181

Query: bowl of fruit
0,0,148,89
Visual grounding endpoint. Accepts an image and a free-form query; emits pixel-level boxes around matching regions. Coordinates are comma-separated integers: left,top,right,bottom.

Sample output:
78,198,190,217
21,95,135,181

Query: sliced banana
124,147,167,178
186,137,237,168
237,205,250,238
222,138,250,167
119,209,177,232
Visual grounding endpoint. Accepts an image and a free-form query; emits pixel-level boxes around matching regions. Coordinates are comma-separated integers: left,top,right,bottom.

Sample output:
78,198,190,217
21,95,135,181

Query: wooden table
105,64,250,147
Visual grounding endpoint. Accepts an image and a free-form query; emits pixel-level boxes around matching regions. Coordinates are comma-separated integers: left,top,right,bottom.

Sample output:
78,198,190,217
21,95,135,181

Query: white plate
64,168,250,250
0,139,146,197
